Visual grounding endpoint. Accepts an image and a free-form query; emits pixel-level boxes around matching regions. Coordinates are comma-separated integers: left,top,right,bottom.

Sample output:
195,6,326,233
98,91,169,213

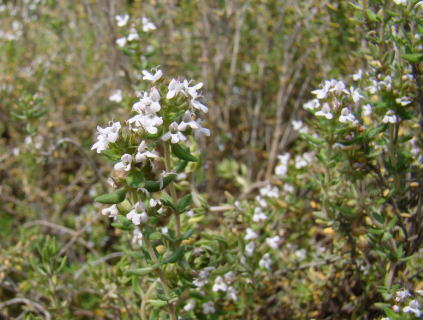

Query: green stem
141,280,158,320
143,237,177,320
163,141,181,238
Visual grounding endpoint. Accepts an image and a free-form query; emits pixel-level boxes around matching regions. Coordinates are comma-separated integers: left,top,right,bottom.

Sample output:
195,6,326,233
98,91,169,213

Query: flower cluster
114,13,156,48
383,289,423,318
93,68,210,227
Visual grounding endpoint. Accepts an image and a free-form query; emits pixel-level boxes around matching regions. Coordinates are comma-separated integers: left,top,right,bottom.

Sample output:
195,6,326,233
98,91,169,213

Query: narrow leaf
94,188,126,204
171,143,198,162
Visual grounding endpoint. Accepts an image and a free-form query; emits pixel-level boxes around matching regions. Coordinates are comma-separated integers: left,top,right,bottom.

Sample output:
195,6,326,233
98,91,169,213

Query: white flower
295,155,308,169
116,37,127,47
259,185,279,198
330,80,349,95
102,205,119,219
259,253,272,270
315,103,333,119
252,207,268,222
352,69,363,81
126,202,149,225
245,228,258,241
304,99,320,110
193,267,215,288
295,249,307,261
131,228,143,247
396,96,412,106
109,89,123,102
135,141,158,163
283,183,294,193
292,120,308,134
226,286,238,301
350,87,363,103
275,153,290,177
339,107,358,125
141,16,156,32
212,276,228,292
192,119,211,139
167,79,184,99
191,99,208,113
133,88,161,114
382,110,398,124
292,120,303,131
150,198,159,207
202,302,215,315
142,69,162,82
379,76,392,90
178,111,200,131
162,121,187,144
366,80,378,94
392,305,401,313
266,235,281,249
224,271,235,283
127,27,139,41
312,82,330,99
115,14,129,27
127,113,163,134
395,289,412,302
245,242,255,256
91,122,121,153
184,80,208,113
114,154,132,172
183,80,203,98
362,104,372,117
184,299,196,312
255,196,268,208
404,299,421,317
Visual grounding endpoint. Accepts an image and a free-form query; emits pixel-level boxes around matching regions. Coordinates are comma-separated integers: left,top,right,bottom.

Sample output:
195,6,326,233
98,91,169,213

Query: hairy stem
143,237,177,320
163,141,181,238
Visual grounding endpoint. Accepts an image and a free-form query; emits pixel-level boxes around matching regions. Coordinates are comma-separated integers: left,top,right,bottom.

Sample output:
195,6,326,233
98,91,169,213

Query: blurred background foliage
0,0,422,319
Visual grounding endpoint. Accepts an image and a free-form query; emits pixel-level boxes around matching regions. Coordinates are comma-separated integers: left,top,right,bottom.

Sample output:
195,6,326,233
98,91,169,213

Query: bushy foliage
0,0,422,319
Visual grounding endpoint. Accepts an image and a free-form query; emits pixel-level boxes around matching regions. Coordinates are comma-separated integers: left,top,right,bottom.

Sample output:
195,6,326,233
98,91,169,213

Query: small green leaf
365,124,387,139
117,200,132,214
149,232,162,240
176,194,192,213
144,174,177,192
162,246,185,264
180,228,194,240
366,9,378,22
382,232,392,242
126,170,145,188
126,267,155,276
111,222,130,230
402,53,423,63
175,160,188,173
112,215,133,230
302,133,324,145
171,143,198,162
94,188,126,204
100,149,122,161
148,299,168,307
371,211,385,225
132,275,143,296
161,192,176,210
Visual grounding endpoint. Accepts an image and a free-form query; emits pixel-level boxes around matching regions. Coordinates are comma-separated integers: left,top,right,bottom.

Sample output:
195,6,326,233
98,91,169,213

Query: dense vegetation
0,0,422,319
